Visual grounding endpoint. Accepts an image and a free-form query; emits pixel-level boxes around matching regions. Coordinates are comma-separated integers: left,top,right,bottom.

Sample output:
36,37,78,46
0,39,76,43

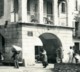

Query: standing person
56,47,63,63
0,52,4,62
73,52,80,63
0,52,2,62
68,46,74,63
40,48,48,68
12,51,19,68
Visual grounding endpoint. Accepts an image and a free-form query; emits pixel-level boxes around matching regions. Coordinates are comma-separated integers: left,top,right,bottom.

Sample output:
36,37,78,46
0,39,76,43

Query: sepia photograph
0,0,80,72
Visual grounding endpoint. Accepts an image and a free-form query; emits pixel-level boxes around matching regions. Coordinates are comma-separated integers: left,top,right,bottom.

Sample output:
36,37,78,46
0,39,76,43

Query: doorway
39,33,62,63
35,46,42,63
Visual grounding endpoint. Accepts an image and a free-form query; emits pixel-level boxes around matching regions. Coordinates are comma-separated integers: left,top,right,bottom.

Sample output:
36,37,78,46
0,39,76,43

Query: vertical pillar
11,0,14,22
11,0,19,22
67,0,74,27
22,0,28,22
53,0,58,25
19,0,28,23
38,0,44,24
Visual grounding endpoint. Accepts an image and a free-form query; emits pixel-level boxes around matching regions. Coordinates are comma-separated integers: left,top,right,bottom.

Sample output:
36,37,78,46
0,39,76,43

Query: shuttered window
0,0,4,17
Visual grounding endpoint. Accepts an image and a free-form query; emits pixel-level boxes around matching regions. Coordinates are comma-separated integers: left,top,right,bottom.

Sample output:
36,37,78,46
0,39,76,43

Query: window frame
61,1,66,13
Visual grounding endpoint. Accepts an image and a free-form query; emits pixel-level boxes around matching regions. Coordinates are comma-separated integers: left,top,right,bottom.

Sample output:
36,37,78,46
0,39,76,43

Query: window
75,22,79,31
75,22,79,36
47,1,52,14
14,0,18,13
61,2,66,13
76,0,78,11
0,0,4,17
27,31,33,36
35,46,42,62
27,0,30,14
75,43,79,53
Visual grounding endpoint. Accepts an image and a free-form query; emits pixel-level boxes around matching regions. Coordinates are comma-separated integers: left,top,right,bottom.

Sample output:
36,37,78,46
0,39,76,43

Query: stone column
53,0,58,25
11,0,14,22
38,0,44,24
67,0,74,27
22,0,28,23
19,0,28,23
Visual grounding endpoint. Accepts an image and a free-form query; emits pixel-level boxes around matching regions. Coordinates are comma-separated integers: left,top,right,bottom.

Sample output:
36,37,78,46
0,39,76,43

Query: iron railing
43,13,53,24
11,11,69,27
27,11,39,23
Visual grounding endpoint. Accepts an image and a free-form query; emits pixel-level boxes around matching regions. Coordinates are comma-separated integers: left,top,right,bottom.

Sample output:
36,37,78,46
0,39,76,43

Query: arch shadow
39,33,62,63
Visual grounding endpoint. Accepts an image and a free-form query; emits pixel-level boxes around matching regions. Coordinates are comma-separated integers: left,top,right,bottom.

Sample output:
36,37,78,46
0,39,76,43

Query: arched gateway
35,33,62,63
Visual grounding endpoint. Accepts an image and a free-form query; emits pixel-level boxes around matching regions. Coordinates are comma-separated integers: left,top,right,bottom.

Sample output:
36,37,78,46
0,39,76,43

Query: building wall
72,0,80,50
0,0,79,65
22,24,73,65
0,24,22,62
0,0,75,27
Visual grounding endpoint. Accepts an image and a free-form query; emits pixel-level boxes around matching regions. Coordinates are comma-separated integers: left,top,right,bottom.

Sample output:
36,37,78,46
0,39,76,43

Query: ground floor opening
35,33,62,63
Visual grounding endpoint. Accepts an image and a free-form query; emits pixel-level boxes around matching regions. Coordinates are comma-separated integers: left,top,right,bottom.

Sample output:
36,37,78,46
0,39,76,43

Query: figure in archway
68,46,74,63
56,47,63,63
40,47,48,68
39,33,62,63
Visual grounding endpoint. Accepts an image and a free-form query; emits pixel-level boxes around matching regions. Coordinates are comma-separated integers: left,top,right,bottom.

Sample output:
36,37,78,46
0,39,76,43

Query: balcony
11,11,54,25
27,11,54,25
10,11,70,28
27,11,39,23
43,13,53,24
72,11,79,20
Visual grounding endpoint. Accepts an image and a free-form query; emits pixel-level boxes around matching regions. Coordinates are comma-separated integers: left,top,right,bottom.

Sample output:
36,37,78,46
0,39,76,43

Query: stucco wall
0,0,75,27
22,24,74,65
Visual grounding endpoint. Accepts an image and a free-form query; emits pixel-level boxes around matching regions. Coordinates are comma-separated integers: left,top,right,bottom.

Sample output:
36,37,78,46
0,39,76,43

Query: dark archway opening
39,33,62,63
0,34,5,53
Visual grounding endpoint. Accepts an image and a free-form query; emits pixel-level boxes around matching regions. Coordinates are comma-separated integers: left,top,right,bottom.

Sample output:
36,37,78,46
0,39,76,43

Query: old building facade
73,0,80,55
0,0,79,66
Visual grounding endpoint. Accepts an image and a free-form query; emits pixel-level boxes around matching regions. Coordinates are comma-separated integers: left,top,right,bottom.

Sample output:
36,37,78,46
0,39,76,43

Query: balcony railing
43,13,53,24
11,11,69,27
27,11,54,24
27,11,39,23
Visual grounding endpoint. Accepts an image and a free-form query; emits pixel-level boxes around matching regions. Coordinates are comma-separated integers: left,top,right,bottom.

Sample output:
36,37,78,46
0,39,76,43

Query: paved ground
0,64,54,72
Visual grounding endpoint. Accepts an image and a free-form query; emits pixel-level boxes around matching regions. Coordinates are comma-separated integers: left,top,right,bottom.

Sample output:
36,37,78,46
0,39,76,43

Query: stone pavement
0,64,54,72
